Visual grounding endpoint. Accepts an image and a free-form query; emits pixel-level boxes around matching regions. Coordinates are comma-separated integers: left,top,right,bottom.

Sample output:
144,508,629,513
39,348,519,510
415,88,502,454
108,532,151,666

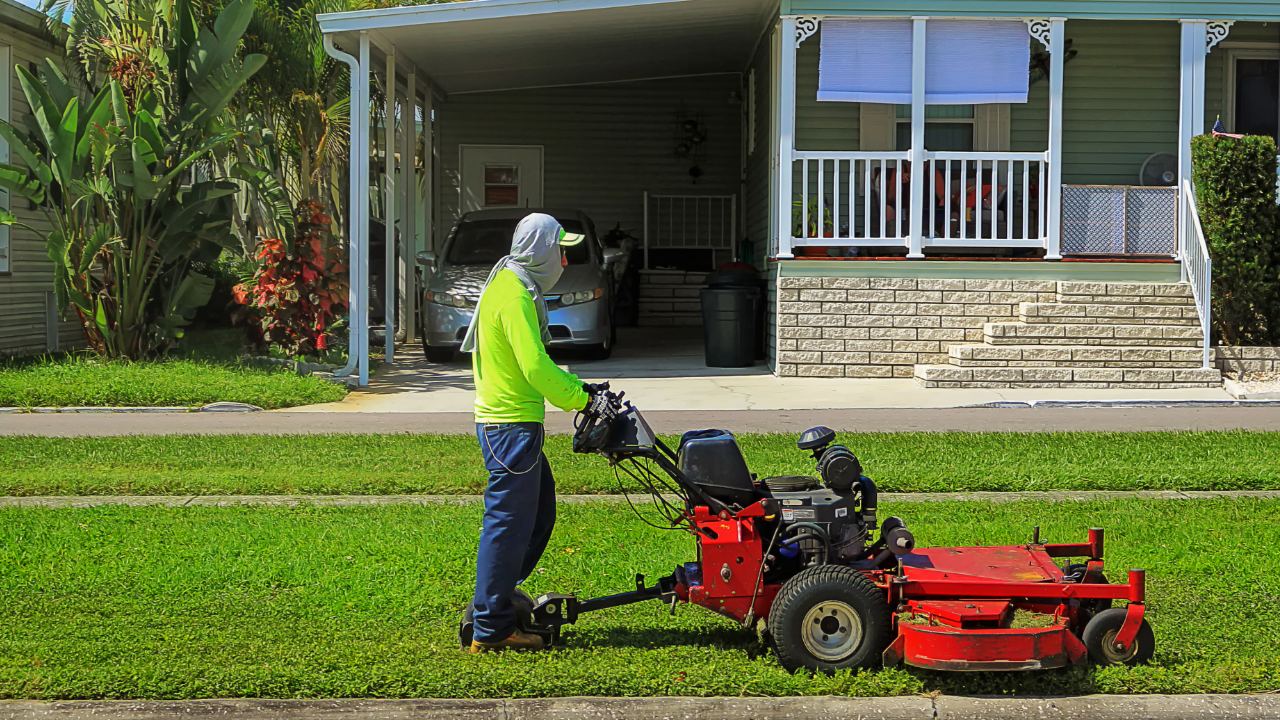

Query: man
459,213,591,653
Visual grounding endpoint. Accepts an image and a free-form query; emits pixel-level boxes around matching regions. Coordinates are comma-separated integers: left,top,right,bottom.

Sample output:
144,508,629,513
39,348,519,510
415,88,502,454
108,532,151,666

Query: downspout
324,34,363,380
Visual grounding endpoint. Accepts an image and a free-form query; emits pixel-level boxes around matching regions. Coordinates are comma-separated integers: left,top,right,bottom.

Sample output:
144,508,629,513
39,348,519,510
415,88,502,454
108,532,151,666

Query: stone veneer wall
1216,347,1280,373
776,277,1062,378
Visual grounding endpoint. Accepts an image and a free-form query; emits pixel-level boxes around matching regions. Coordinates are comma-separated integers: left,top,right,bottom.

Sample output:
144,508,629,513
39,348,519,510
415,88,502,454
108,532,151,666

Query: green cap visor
558,229,585,247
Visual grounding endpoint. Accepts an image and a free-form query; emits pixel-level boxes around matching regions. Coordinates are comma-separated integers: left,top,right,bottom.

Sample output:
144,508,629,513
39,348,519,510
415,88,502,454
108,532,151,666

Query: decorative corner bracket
796,17,819,44
1206,21,1234,52
1025,19,1053,52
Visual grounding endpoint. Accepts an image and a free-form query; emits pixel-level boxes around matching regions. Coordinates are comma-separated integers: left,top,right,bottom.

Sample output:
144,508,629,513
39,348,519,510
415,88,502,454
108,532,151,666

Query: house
0,0,78,357
317,0,1278,387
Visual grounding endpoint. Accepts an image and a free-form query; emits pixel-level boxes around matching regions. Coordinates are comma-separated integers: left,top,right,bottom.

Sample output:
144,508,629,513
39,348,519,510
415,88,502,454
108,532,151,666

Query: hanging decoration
1029,37,1078,85
673,104,708,183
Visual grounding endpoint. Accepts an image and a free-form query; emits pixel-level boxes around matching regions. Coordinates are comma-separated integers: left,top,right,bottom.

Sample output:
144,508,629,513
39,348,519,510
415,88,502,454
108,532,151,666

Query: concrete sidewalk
6,489,1279,509
3,405,1279,436
4,694,1278,720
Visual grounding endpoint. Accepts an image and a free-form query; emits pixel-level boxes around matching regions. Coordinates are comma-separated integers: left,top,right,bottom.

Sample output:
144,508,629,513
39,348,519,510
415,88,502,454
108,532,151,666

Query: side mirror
416,250,438,269
602,248,624,265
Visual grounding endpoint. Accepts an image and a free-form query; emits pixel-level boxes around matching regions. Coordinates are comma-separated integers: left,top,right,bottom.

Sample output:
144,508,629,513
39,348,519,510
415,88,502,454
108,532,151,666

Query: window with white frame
859,102,1010,152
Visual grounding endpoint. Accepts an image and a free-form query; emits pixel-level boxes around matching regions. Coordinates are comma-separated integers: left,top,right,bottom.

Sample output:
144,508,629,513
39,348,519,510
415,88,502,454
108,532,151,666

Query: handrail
1180,179,1213,369
925,151,1049,162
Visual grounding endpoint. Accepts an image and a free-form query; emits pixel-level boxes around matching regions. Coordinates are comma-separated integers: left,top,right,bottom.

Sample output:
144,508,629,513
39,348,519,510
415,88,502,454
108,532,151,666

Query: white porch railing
791,151,1048,251
1180,179,1213,369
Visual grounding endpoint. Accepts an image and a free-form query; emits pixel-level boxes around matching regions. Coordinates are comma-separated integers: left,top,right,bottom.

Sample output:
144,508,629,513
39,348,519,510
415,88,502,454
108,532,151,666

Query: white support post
383,49,396,365
907,17,927,259
1178,21,1210,205
357,34,372,386
402,70,416,344
422,80,434,255
1044,18,1066,260
320,35,362,382
777,16,798,259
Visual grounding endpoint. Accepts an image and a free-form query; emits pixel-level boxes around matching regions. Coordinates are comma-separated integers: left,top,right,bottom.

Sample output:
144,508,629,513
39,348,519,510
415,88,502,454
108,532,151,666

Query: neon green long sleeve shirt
472,269,589,423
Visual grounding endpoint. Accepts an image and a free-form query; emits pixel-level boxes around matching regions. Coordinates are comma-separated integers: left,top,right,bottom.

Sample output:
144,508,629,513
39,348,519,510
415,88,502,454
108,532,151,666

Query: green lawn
2,430,1278,496
1,499,1276,699
0,330,347,410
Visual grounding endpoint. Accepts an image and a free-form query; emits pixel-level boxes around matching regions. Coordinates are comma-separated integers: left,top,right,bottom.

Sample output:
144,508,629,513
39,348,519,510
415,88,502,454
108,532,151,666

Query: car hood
432,263,603,299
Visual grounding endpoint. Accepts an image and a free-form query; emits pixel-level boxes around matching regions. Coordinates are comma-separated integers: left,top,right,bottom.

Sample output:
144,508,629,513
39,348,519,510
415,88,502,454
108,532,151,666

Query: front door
460,145,543,214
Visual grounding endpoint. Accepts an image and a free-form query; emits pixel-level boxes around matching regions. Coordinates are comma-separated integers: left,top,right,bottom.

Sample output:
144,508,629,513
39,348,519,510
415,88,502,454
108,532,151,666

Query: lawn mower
459,386,1155,673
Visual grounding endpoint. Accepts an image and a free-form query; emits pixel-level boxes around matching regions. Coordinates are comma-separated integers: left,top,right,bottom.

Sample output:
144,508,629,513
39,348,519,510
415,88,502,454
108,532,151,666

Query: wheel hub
801,601,863,662
1100,629,1139,663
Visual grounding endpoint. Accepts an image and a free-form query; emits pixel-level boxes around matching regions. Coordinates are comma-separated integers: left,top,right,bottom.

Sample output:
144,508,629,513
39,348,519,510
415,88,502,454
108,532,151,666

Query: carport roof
318,0,778,95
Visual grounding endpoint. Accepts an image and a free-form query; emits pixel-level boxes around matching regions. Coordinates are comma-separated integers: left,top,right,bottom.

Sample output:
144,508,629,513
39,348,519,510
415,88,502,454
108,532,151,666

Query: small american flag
1213,117,1245,139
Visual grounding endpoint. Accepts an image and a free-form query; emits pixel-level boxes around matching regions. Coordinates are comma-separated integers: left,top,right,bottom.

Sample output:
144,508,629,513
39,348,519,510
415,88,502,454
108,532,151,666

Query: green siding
795,30,859,152
784,0,1280,22
438,75,743,249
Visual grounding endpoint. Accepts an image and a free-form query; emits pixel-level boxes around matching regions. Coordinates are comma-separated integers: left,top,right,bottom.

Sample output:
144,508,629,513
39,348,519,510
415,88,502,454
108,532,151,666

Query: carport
318,0,778,385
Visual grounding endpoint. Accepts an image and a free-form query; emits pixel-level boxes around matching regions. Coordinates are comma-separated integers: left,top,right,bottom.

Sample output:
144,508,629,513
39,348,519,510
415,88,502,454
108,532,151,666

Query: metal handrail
1180,179,1213,369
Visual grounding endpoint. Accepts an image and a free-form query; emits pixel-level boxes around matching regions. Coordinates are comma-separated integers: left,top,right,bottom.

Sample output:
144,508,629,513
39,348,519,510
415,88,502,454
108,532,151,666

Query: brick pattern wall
639,270,706,327
775,277,1059,378
1217,347,1280,374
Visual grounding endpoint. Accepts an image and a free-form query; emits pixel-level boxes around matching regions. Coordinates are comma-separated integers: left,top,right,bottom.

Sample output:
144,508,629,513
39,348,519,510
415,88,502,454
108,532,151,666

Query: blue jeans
472,422,557,643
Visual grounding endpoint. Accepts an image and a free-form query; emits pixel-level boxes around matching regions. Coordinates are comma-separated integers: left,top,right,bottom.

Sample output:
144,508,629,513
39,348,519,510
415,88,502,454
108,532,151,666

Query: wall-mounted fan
1139,152,1178,187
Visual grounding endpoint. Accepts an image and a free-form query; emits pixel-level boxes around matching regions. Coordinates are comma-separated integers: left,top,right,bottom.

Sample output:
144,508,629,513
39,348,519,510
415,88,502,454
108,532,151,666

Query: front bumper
422,298,609,348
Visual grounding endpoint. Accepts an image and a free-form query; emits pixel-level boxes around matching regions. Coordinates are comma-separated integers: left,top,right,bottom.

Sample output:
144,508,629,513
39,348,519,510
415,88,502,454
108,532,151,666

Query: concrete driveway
292,328,1234,413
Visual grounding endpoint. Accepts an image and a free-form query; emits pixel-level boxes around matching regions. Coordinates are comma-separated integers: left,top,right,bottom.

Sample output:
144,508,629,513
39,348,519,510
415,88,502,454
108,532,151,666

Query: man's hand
583,382,609,396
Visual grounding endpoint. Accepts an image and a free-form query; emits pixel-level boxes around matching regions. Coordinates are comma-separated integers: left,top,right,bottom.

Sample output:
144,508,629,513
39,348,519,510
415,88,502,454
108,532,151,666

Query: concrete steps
914,364,1222,388
945,344,1203,369
983,321,1203,347
638,270,705,327
912,281,1220,389
1019,302,1200,325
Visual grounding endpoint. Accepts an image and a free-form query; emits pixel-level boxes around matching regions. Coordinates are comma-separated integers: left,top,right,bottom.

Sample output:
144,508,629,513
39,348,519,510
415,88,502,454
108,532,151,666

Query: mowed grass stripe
2,431,1279,496
0,499,1277,699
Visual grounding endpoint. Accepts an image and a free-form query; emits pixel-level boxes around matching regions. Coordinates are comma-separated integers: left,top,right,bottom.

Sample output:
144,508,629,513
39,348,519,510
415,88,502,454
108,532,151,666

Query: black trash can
701,269,762,368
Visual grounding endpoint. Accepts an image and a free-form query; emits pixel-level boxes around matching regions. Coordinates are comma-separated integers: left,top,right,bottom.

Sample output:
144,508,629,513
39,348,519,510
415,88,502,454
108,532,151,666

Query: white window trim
1222,45,1279,134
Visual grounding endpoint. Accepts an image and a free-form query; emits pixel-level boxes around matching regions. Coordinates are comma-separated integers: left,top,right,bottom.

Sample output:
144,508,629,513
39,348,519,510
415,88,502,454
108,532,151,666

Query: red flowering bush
234,200,349,357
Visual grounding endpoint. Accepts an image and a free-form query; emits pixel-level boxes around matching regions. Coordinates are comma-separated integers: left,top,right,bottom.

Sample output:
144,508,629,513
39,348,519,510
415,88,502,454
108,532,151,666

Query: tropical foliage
234,198,349,356
0,0,265,359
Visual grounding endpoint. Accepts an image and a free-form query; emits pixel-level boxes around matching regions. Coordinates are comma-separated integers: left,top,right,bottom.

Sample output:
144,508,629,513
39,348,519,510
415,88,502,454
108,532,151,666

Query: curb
0,403,263,414
1224,378,1280,400
3,694,1279,720
5,489,1279,509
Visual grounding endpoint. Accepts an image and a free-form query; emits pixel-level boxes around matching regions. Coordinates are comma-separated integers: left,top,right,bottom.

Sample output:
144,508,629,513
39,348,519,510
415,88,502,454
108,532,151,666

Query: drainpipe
324,34,364,381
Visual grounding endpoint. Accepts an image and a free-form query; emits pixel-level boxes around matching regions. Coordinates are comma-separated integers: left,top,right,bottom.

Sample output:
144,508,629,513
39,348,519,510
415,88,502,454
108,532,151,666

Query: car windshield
445,217,592,266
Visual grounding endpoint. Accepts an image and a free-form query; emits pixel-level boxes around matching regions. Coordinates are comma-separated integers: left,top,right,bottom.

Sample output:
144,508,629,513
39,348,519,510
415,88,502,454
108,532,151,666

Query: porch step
1020,302,1200,325
914,364,1221,388
984,321,1203,347
945,344,1203,369
1057,282,1194,306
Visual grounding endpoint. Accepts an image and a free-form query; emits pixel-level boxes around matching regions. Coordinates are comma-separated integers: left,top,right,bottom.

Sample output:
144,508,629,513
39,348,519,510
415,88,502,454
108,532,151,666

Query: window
894,104,976,151
483,165,520,206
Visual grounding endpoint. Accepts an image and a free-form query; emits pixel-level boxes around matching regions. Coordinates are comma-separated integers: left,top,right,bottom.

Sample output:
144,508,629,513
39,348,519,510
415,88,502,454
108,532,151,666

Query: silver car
416,208,624,363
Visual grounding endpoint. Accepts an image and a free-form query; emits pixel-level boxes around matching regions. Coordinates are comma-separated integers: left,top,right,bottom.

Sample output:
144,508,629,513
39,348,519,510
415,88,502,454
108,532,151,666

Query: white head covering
459,213,564,353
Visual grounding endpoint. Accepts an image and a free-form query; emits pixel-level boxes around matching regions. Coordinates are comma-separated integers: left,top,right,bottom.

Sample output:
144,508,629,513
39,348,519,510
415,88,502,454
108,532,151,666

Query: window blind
818,19,1030,105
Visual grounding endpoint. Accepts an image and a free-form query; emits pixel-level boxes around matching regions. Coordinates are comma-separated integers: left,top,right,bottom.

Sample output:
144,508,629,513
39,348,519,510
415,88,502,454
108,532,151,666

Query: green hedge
1190,134,1280,345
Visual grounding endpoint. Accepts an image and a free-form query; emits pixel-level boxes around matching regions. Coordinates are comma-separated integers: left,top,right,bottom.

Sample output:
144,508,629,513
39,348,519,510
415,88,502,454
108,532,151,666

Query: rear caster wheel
767,565,891,674
1082,607,1155,666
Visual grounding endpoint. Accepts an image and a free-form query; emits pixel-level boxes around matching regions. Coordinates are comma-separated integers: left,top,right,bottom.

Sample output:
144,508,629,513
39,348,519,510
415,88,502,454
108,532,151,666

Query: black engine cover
770,487,867,561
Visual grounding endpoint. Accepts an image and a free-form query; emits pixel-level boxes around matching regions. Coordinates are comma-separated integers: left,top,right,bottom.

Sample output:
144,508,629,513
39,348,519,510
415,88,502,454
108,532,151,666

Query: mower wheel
767,565,891,674
1065,564,1113,615
1082,607,1155,666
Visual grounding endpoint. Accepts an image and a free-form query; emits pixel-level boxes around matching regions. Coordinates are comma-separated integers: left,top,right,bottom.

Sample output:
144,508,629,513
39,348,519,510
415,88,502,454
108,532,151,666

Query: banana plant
0,0,265,359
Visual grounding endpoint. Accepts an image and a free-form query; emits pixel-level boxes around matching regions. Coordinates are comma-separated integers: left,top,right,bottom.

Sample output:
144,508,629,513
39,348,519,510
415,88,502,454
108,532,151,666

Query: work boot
469,629,545,653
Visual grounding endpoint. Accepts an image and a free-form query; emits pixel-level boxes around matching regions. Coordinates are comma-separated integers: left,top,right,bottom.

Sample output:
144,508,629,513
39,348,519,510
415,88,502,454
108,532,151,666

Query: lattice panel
1061,185,1177,256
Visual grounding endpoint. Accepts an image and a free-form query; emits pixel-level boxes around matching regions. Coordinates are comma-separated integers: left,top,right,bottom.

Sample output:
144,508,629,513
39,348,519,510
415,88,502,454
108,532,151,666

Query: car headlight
425,291,475,308
557,289,604,307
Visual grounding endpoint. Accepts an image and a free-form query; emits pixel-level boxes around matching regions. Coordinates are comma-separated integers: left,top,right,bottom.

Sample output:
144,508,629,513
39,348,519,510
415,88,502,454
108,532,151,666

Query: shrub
1190,134,1280,345
234,200,349,357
